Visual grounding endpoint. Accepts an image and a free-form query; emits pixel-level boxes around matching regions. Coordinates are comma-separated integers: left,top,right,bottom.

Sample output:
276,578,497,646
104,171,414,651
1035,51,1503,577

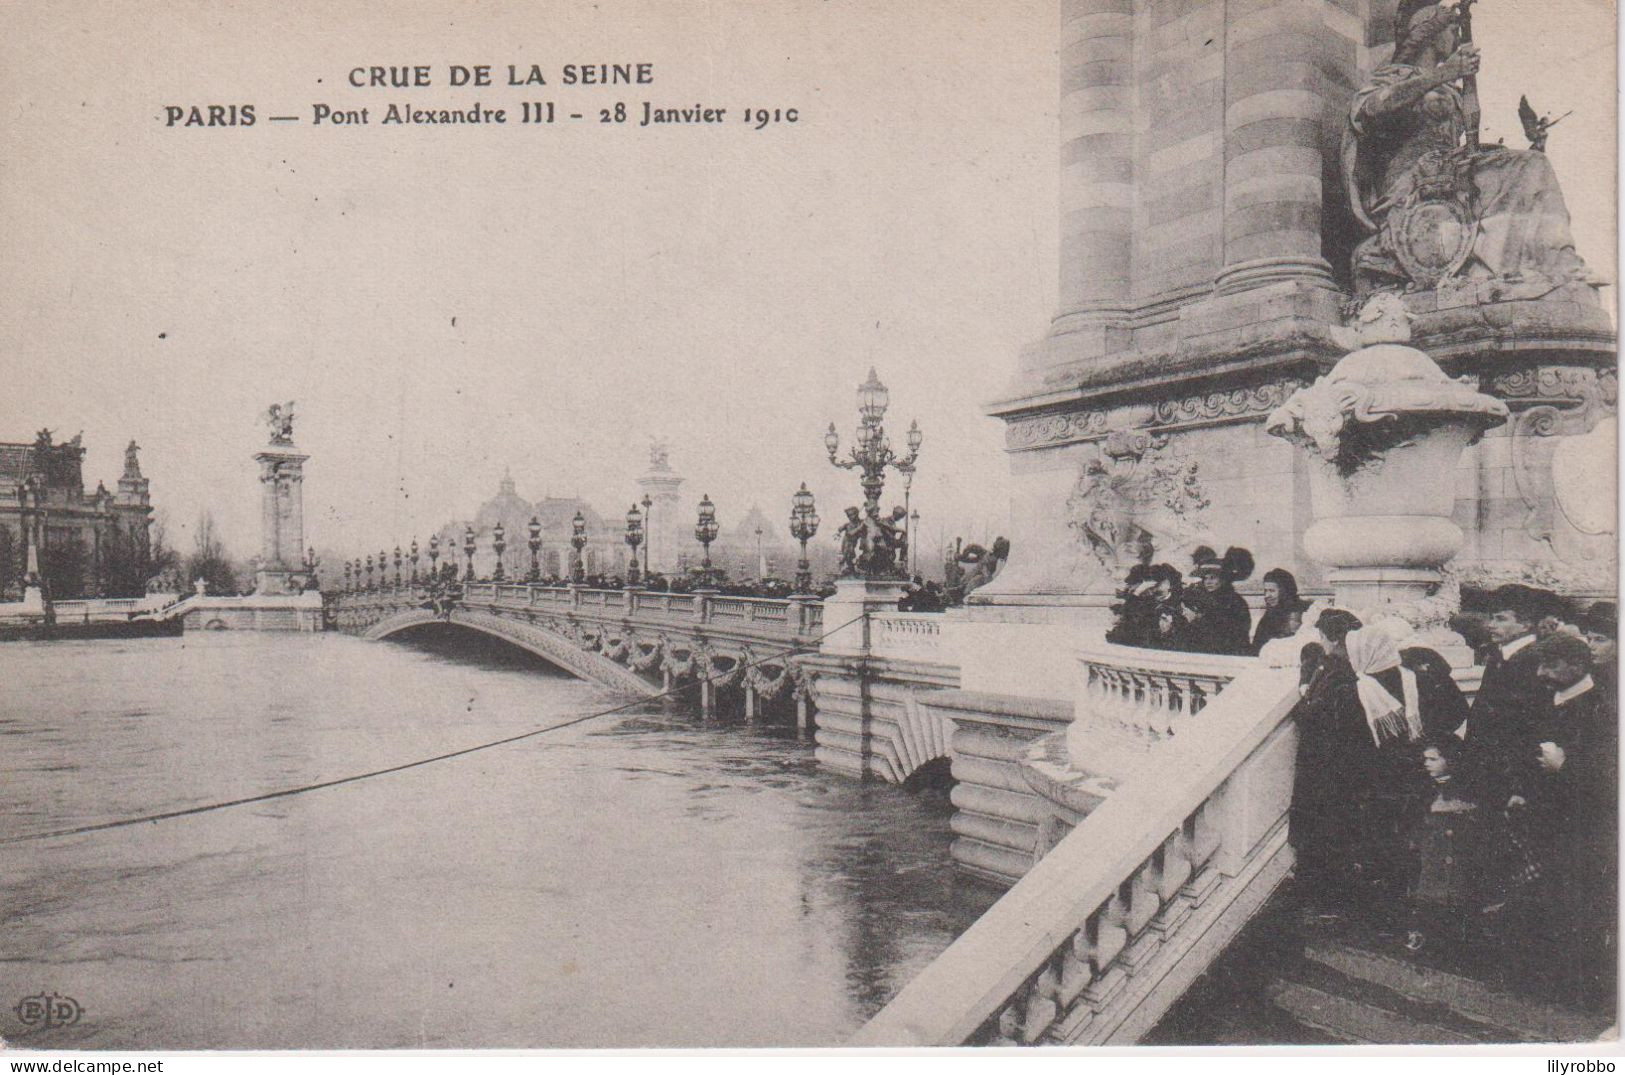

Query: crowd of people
1287,585,1617,1009
1102,539,1617,1006
1106,540,1309,656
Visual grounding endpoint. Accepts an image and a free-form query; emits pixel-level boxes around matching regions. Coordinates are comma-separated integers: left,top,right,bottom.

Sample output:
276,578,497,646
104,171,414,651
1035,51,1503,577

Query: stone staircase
1148,892,1616,1045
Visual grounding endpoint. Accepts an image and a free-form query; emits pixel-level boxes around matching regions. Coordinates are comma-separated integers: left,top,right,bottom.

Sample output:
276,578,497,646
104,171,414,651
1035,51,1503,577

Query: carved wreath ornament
1065,430,1209,564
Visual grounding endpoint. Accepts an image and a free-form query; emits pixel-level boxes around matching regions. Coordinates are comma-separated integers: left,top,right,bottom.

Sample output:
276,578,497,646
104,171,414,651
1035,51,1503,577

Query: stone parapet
852,663,1302,1047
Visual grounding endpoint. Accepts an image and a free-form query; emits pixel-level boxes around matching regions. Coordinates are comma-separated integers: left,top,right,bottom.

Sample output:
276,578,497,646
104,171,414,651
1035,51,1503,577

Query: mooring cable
2,610,868,845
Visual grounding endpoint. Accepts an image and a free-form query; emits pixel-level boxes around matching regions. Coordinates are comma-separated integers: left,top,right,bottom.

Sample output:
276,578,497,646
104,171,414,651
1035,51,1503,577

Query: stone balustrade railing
853,659,1302,1046
869,612,947,662
338,582,824,640
1075,642,1257,752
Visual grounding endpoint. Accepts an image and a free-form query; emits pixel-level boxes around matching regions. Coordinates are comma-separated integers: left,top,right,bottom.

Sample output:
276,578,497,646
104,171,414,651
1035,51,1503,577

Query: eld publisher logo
13,992,83,1030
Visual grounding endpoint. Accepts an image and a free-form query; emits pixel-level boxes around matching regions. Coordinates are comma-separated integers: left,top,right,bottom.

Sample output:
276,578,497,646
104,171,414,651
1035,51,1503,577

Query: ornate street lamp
427,535,440,580
463,525,476,582
694,494,719,585
380,550,388,591
789,483,820,594
353,558,362,593
409,538,420,585
365,553,375,591
570,510,587,583
492,521,507,582
640,493,653,576
624,504,644,585
393,545,403,589
824,367,922,576
825,367,922,514
527,515,542,582
343,560,352,593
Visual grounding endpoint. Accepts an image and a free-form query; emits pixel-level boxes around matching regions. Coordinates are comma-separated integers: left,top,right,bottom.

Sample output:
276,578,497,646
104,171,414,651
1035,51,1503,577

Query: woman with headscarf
1251,568,1303,654
1290,617,1429,920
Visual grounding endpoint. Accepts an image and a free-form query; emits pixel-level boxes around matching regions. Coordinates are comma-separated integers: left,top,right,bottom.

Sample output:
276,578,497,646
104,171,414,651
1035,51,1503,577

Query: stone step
1301,941,1612,1044
1266,980,1482,1045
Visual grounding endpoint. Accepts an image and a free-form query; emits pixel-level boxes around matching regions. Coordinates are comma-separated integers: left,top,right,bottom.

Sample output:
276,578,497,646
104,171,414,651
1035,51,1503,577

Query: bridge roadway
332,581,826,723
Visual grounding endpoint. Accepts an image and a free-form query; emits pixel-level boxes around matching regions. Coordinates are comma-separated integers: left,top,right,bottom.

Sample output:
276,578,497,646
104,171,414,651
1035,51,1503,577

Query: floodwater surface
2,629,994,1048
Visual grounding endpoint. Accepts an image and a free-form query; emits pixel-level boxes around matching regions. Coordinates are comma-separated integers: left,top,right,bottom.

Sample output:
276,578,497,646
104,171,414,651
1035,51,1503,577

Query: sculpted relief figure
1343,2,1597,298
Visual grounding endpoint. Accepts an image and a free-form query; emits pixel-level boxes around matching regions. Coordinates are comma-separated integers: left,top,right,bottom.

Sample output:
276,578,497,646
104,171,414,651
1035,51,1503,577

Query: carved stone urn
1265,298,1509,619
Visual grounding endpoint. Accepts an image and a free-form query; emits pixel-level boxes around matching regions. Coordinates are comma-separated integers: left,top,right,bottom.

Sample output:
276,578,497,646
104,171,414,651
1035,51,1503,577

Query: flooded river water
2,629,995,1048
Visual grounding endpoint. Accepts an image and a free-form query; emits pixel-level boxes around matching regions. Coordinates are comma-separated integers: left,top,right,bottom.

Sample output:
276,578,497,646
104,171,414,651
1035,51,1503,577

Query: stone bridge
332,581,827,724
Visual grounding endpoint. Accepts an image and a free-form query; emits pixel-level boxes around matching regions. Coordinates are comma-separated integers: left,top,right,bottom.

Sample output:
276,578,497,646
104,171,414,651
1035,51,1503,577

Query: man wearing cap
1464,584,1554,809
1529,632,1617,1007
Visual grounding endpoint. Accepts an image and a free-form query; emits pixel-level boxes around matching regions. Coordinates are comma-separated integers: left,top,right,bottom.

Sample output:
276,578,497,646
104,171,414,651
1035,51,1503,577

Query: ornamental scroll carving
1004,379,1309,452
1005,410,1107,451
1064,430,1210,566
1150,380,1307,427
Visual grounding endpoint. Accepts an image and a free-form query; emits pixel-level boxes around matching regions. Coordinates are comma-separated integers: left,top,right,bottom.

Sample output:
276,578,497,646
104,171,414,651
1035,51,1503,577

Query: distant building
0,430,153,599
432,472,632,581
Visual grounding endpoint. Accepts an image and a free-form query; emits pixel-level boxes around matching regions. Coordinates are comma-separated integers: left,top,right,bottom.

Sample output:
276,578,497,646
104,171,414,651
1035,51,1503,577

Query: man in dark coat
1528,633,1618,1008
1464,584,1555,810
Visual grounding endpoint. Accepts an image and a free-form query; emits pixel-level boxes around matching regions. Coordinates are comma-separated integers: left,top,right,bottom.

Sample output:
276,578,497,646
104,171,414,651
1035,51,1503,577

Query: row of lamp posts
341,369,919,595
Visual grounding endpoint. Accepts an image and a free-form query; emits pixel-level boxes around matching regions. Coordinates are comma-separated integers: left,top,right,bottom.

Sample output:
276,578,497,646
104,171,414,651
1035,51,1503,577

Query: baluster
1020,961,1061,1044
1078,896,1128,1012
1180,796,1224,906
1150,829,1195,938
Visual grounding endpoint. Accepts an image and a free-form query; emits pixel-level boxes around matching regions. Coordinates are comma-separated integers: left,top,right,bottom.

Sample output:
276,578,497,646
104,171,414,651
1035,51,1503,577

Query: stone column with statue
253,401,313,596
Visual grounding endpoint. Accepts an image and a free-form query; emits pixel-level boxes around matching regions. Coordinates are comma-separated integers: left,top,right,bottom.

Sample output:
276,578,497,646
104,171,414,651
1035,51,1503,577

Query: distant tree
185,511,239,595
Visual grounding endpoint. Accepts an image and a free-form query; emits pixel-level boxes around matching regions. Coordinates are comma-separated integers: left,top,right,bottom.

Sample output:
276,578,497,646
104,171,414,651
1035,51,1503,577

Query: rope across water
2,612,865,845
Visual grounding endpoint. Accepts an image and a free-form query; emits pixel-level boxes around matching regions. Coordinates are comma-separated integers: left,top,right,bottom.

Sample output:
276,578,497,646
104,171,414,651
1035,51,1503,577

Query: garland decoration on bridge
627,635,666,672
598,633,629,661
696,645,744,689
661,644,697,679
741,648,794,698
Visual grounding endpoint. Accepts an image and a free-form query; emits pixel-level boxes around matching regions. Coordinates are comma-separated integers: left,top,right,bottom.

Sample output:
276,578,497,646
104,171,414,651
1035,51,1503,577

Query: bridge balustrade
854,648,1302,1046
869,612,945,662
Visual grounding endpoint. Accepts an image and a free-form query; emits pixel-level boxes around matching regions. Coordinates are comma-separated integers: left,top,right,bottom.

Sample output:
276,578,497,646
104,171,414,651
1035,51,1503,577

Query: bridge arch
364,607,659,697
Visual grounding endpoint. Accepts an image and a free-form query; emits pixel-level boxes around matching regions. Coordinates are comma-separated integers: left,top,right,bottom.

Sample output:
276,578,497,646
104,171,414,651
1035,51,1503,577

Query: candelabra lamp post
427,535,440,580
463,526,476,582
570,510,587,583
640,493,653,577
379,549,388,592
343,561,352,593
824,368,922,515
365,553,375,591
527,516,542,582
823,367,922,578
624,504,644,585
694,494,719,587
491,521,507,582
409,539,419,586
393,545,403,589
354,558,362,593
789,483,820,594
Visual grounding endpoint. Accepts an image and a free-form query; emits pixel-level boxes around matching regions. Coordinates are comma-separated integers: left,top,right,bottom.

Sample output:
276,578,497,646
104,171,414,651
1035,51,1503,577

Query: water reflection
2,630,995,1048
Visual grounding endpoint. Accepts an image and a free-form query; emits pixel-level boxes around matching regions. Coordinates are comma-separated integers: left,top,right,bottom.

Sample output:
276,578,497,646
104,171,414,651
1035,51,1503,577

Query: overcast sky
1,0,1614,564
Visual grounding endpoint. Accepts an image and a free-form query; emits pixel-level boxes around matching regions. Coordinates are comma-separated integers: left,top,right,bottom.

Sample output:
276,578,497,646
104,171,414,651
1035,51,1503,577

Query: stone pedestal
817,577,907,657
253,443,311,596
